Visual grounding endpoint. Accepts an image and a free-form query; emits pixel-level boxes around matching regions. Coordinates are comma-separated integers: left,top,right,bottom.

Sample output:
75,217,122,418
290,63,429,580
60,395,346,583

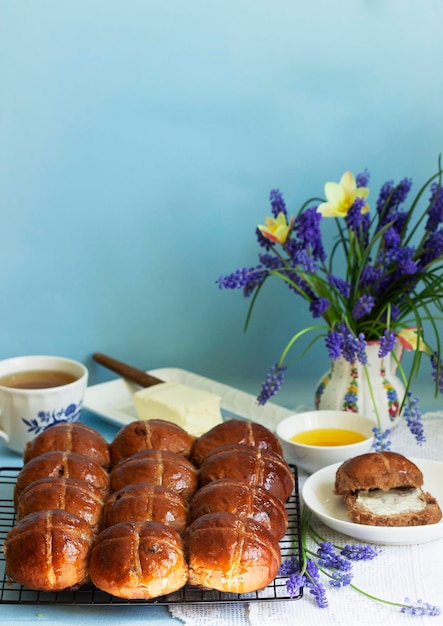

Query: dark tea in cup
0,370,78,390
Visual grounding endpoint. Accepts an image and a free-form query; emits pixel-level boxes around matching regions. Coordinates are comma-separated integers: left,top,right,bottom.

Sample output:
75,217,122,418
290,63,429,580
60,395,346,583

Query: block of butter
133,382,223,437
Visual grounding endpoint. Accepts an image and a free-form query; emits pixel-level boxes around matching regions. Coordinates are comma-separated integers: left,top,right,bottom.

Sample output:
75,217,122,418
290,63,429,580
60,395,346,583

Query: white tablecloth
170,411,443,626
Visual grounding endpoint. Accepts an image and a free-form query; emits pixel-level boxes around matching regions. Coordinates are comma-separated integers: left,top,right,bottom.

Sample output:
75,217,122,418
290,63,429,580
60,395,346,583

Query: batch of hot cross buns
3,418,295,599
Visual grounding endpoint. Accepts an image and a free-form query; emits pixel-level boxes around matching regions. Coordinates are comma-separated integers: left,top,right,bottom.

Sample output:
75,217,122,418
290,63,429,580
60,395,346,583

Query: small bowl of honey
276,410,375,474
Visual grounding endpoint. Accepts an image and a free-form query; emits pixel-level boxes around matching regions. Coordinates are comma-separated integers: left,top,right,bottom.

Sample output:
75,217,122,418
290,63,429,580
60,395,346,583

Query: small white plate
84,367,293,430
302,458,443,545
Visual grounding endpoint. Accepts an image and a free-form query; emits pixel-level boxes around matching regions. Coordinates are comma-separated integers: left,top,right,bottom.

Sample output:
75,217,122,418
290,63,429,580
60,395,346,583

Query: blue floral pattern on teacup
21,401,83,435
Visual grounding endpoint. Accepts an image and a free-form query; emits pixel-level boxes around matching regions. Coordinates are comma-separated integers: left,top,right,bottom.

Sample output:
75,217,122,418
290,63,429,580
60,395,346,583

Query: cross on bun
334,451,423,494
199,443,294,503
110,419,195,466
23,422,110,469
14,451,110,507
191,418,283,467
109,449,198,500
89,521,188,599
103,482,189,535
16,477,106,534
189,478,288,540
4,509,95,591
184,511,281,593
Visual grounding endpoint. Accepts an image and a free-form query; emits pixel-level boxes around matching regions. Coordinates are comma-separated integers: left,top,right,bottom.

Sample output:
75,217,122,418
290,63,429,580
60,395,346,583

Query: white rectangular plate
84,367,293,432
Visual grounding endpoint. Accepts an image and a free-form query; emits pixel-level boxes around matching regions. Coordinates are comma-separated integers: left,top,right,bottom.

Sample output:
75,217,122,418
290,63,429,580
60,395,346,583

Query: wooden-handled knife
92,353,164,388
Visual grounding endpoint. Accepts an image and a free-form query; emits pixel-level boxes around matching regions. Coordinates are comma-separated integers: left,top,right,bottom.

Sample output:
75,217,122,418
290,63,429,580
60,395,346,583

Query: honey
290,428,367,446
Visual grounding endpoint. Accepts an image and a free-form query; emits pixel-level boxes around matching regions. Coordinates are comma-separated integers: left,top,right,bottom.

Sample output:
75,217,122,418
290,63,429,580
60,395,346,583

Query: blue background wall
1,0,442,407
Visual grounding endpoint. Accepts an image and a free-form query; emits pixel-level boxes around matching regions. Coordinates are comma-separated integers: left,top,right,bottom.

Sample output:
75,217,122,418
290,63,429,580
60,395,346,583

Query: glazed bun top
110,419,195,466
334,451,423,495
191,418,283,467
23,422,111,469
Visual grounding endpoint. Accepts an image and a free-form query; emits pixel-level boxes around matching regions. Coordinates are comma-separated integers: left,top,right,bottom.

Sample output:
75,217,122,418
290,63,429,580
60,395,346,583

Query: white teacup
0,355,88,455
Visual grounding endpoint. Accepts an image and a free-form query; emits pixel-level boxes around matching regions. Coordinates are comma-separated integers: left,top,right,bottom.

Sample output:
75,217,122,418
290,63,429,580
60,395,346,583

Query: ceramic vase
314,340,405,431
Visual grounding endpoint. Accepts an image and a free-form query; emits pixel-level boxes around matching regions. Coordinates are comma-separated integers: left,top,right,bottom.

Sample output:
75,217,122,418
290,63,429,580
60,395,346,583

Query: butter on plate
133,382,223,437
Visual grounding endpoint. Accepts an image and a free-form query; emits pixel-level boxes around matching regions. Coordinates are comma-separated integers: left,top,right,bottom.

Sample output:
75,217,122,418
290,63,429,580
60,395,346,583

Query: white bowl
276,410,375,474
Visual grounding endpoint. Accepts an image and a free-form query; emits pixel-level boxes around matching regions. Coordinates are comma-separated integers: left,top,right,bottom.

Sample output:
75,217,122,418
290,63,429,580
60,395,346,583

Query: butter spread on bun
334,451,442,527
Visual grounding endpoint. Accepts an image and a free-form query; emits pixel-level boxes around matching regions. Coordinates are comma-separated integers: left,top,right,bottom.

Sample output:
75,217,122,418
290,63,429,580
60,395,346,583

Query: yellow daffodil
398,328,430,353
257,212,294,244
317,170,370,218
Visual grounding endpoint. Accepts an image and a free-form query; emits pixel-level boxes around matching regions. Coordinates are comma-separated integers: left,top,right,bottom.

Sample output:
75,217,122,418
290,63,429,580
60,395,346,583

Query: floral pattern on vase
314,341,405,431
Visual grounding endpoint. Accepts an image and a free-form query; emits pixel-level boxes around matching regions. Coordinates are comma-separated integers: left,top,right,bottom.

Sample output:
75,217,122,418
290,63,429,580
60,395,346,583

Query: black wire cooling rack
0,465,302,606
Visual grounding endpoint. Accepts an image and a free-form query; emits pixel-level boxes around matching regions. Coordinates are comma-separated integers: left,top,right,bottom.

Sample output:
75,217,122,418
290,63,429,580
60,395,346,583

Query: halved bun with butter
334,452,442,527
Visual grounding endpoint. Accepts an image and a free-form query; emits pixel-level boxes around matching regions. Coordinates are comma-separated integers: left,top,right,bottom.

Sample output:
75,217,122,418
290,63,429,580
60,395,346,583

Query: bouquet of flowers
217,163,443,447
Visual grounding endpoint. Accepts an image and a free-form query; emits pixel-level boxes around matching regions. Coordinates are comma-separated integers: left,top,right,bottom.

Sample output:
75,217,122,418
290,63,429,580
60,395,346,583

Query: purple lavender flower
397,246,418,275
378,330,396,358
403,394,426,444
341,332,368,364
286,271,316,299
279,555,310,600
256,226,275,250
345,198,371,239
340,544,382,560
425,182,443,232
372,427,391,451
292,206,326,262
329,570,353,587
401,598,441,617
352,294,375,319
257,364,287,405
356,168,370,188
279,553,298,576
383,244,416,271
359,212,371,247
310,297,330,318
285,573,305,599
324,326,368,364
305,559,329,608
419,229,443,267
376,178,413,222
391,210,409,235
377,245,419,292
325,330,343,360
258,253,284,270
383,226,401,249
431,352,443,393
327,274,351,298
291,248,319,273
269,189,287,218
217,265,267,291
346,198,368,230
317,542,352,572
280,554,328,604
359,265,382,289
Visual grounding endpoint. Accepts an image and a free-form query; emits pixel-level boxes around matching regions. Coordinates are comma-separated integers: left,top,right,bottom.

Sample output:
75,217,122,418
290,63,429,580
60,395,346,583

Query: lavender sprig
431,352,443,394
372,427,392,451
340,543,382,560
401,599,441,617
402,394,426,445
257,364,286,405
